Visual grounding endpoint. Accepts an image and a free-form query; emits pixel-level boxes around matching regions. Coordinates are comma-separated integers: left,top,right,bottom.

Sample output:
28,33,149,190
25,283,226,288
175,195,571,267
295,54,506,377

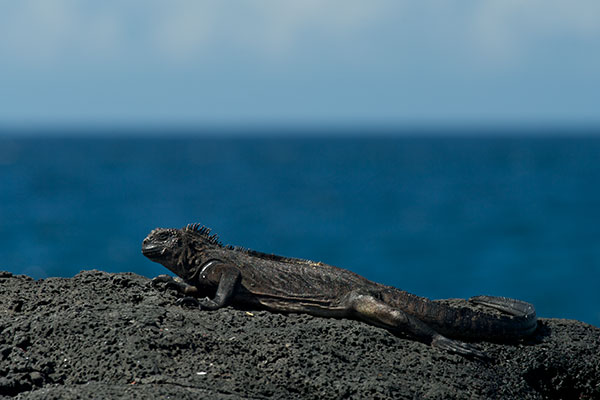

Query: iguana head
142,224,222,281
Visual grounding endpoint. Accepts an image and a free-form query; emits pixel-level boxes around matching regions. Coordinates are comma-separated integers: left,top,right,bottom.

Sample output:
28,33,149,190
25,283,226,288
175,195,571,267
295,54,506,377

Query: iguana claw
151,275,199,296
431,334,490,361
175,297,200,308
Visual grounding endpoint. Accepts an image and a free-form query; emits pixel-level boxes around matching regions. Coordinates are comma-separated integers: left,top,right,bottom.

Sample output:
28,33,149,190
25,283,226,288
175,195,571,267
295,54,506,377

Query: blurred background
0,1,599,326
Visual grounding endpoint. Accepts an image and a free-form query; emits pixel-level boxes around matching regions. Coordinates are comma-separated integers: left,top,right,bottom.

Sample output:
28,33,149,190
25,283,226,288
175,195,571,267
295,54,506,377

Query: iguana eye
156,231,171,241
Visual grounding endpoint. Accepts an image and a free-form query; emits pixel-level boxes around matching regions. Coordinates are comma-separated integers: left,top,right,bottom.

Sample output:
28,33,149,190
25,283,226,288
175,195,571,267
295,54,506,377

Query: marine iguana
142,224,537,359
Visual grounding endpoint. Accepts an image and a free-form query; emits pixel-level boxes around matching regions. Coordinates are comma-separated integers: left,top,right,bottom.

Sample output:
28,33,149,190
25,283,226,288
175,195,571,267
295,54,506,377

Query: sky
1,1,599,131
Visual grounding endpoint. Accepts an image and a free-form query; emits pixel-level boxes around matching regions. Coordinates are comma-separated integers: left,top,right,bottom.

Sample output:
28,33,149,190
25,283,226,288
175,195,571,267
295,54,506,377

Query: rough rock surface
0,270,598,399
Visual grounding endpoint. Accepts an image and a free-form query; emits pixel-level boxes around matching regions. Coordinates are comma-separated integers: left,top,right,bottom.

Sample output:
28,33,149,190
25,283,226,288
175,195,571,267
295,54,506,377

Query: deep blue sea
1,135,599,326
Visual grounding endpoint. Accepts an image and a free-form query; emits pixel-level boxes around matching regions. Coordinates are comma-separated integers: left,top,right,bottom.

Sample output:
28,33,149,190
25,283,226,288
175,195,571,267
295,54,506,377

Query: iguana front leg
151,262,241,310
193,263,241,310
348,293,488,359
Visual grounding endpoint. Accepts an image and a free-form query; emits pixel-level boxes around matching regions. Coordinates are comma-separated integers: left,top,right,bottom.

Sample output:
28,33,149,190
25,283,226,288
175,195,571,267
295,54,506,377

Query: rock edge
1,270,598,399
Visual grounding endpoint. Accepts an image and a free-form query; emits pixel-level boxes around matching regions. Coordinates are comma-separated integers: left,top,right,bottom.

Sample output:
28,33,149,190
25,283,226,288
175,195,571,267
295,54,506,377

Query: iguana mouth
141,244,165,258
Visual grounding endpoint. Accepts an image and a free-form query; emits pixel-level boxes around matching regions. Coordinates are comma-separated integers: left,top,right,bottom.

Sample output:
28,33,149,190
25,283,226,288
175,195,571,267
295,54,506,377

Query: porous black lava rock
0,270,598,399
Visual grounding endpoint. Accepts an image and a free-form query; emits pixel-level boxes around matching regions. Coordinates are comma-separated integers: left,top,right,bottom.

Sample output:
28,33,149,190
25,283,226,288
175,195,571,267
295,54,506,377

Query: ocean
1,134,599,326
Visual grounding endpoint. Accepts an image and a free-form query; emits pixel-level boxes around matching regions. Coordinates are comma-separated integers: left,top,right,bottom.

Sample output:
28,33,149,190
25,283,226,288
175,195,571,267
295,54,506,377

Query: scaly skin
142,224,538,359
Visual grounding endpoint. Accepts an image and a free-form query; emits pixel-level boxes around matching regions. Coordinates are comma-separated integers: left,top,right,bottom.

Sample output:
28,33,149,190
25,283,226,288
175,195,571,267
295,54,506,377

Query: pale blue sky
1,1,599,131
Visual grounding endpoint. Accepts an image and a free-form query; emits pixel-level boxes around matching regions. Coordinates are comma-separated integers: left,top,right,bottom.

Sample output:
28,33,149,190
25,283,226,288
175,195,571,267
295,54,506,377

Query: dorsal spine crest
185,223,222,246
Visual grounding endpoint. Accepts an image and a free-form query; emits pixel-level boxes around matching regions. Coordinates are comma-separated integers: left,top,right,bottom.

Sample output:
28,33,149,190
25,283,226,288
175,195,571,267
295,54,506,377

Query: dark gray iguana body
142,224,537,359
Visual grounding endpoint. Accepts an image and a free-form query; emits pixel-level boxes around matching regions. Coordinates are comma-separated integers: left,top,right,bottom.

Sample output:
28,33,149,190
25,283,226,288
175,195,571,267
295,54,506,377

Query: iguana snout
142,228,181,263
143,225,214,280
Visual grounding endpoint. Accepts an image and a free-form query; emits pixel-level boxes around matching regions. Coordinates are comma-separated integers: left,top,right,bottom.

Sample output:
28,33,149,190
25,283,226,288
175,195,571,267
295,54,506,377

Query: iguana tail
465,295,537,339
384,290,538,341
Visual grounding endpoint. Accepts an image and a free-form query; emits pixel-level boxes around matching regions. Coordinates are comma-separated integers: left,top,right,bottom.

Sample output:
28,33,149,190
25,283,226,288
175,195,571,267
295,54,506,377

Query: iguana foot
196,297,223,310
151,274,199,296
431,334,490,361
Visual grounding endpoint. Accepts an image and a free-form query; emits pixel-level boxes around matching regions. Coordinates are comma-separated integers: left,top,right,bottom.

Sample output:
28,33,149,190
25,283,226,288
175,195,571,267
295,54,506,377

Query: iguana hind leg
349,293,488,359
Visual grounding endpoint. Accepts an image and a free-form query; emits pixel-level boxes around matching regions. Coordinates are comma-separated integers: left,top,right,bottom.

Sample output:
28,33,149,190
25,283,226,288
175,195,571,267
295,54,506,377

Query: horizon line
1,121,600,138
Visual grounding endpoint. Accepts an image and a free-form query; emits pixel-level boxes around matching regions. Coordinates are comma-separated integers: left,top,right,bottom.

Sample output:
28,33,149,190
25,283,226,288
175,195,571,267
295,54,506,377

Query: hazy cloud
0,1,121,64
472,0,600,61
1,1,598,65
0,1,386,64
1,1,598,125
